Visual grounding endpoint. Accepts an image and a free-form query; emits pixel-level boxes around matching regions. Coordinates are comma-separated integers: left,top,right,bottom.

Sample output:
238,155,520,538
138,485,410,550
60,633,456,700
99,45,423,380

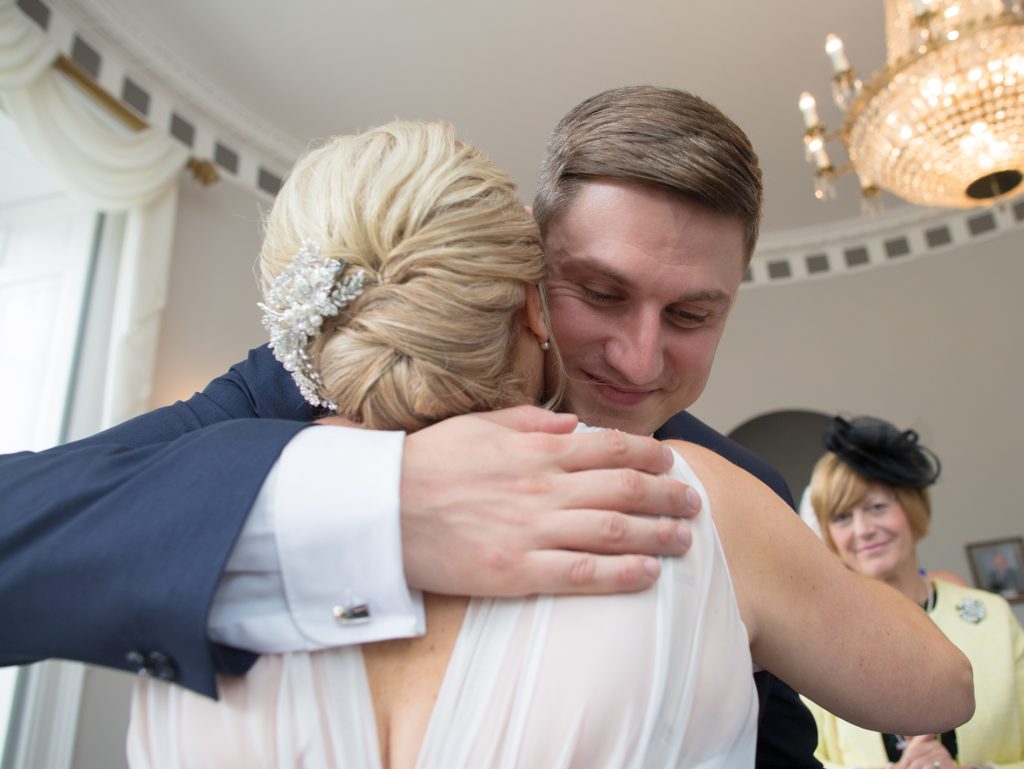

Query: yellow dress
803,579,1024,768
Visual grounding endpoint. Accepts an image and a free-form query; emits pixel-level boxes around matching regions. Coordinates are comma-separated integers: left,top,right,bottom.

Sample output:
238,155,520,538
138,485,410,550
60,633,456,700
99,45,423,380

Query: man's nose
607,309,663,385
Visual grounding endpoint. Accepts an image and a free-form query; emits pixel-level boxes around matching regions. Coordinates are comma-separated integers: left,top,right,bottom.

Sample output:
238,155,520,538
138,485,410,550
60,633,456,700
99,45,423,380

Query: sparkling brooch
955,597,986,624
259,240,366,410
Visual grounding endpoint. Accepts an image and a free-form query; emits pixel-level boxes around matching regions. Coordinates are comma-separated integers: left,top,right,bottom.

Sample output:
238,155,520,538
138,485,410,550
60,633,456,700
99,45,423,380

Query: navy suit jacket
0,344,819,766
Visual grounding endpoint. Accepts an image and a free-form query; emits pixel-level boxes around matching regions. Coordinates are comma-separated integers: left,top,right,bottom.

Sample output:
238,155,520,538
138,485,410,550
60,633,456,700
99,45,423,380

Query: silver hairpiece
259,240,366,410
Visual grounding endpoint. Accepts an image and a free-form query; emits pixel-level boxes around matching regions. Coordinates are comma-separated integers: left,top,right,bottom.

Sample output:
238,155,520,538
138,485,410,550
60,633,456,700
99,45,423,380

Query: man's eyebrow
561,255,732,306
678,289,733,307
560,255,632,286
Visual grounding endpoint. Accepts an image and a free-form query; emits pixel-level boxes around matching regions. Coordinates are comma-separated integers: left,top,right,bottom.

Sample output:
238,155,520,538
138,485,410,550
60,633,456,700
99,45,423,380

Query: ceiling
60,0,903,237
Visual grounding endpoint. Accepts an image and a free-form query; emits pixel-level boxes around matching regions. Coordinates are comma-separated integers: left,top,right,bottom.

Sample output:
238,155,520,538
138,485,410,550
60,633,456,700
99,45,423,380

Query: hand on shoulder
400,407,702,597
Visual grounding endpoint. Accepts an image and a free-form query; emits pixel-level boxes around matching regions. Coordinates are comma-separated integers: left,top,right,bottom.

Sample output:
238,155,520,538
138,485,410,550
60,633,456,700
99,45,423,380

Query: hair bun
823,415,941,489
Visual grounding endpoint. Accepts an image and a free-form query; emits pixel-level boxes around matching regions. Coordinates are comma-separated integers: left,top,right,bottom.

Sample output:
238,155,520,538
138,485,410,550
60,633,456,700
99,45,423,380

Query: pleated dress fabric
128,440,758,768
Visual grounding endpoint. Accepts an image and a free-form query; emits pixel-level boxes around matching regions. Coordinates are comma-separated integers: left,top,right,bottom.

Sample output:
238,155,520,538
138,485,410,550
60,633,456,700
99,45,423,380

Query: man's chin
565,399,660,436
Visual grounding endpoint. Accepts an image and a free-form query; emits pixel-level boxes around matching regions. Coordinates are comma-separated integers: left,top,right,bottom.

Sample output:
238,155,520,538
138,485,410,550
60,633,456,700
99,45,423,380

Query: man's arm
0,417,308,696
1,345,372,695
3,346,699,696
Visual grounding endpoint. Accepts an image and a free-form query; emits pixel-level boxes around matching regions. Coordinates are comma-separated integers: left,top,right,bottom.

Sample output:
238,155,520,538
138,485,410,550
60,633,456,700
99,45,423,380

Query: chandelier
799,0,1024,209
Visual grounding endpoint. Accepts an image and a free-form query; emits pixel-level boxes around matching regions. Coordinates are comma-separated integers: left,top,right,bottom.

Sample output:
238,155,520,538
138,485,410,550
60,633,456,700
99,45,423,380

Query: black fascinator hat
823,416,941,490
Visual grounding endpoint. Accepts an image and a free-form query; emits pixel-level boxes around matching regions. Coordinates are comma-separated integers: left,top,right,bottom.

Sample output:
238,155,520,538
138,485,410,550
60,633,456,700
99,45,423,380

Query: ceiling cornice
57,0,305,163
747,193,1024,288
21,0,1024,287
37,0,304,197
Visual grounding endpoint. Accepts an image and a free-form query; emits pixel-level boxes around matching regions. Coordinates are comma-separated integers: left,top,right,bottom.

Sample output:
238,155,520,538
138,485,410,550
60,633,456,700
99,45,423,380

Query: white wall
694,228,1024,590
149,174,267,409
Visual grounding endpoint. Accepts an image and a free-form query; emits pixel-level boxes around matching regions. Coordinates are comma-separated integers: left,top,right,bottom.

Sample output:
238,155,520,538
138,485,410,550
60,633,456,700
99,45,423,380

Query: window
0,108,101,764
0,111,99,453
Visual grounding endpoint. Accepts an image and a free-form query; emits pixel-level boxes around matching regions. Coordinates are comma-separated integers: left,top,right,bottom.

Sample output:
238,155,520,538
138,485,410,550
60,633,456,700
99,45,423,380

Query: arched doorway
727,409,832,502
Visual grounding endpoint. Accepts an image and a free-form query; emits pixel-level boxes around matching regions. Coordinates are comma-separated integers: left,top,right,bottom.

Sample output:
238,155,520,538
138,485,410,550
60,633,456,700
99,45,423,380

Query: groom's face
544,179,746,436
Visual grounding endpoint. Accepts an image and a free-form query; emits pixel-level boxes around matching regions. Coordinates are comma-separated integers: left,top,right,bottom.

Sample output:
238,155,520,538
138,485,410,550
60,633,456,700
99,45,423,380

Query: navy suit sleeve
656,411,823,769
0,346,312,696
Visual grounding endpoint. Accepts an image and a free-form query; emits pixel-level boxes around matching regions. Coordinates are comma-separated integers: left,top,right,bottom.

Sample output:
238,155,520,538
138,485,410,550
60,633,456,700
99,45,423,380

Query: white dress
128,441,758,768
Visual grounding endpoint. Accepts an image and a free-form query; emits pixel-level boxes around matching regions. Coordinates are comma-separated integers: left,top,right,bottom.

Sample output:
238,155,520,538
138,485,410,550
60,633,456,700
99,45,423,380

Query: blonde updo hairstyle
809,452,932,554
260,121,561,431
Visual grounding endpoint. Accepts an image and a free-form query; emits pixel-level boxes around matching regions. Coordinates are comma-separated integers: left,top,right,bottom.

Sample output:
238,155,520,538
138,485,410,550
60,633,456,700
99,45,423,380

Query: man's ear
523,284,549,343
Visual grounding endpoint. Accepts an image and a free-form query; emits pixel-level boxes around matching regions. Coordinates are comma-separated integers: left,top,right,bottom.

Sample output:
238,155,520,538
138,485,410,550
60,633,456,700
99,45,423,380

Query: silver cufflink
332,592,370,624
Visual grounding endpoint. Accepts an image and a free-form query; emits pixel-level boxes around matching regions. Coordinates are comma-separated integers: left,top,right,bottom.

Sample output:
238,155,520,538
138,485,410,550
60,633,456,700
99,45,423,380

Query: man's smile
583,371,658,407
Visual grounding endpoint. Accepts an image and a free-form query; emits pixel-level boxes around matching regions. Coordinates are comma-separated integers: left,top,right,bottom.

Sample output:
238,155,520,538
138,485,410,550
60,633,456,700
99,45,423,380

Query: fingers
517,551,663,595
537,507,693,557
903,734,936,750
550,429,675,475
898,734,949,769
904,752,948,769
552,467,700,520
401,408,702,599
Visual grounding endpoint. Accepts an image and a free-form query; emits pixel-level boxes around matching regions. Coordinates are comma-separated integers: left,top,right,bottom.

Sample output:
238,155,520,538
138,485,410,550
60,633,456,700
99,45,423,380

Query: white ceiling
63,0,904,236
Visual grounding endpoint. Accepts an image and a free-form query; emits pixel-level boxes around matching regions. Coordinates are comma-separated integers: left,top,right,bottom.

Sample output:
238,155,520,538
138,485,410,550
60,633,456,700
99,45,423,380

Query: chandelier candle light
800,0,1024,209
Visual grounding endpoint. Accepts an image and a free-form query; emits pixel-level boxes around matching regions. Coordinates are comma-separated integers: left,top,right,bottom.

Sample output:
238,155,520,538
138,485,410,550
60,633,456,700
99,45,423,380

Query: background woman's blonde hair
260,121,562,431
809,452,932,552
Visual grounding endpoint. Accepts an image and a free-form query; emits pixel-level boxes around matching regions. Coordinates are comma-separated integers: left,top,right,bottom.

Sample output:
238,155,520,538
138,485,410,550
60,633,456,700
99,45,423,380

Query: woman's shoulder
660,439,773,510
936,577,1006,602
572,427,752,500
662,438,730,473
661,439,716,480
933,578,1021,630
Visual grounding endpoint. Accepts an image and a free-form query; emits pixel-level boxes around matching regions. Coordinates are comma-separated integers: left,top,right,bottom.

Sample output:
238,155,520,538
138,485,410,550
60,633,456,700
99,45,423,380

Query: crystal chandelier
799,0,1024,209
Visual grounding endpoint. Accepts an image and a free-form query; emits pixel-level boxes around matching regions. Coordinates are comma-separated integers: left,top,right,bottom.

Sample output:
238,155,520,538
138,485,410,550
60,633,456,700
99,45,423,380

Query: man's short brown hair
533,85,763,264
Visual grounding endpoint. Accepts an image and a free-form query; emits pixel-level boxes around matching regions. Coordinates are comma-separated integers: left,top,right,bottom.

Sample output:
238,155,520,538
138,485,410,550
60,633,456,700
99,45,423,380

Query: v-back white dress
128,439,758,768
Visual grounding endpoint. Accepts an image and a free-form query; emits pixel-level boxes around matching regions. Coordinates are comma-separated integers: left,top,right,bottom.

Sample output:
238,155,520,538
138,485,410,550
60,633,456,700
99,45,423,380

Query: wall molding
746,194,1024,288
15,0,1024,284
17,0,301,198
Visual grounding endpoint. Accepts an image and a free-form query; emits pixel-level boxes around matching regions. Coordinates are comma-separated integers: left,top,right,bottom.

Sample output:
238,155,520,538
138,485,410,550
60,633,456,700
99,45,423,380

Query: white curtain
0,9,190,765
0,0,189,426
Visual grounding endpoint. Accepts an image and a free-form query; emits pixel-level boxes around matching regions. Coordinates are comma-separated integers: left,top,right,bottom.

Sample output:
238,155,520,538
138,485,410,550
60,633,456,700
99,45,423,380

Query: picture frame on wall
966,537,1024,604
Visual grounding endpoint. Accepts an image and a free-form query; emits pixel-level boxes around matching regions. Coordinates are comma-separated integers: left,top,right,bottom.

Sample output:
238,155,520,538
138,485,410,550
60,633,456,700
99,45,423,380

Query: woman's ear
523,284,549,344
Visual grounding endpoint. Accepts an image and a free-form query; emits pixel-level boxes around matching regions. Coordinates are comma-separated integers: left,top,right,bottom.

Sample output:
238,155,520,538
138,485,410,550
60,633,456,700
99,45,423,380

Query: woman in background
806,415,1023,769
128,124,972,768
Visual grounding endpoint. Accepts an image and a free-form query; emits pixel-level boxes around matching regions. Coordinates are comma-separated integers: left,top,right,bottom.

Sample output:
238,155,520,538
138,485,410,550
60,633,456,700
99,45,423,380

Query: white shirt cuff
208,425,424,652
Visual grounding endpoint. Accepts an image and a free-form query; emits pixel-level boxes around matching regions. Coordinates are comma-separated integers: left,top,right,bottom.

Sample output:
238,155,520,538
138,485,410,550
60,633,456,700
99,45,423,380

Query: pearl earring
541,339,551,351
